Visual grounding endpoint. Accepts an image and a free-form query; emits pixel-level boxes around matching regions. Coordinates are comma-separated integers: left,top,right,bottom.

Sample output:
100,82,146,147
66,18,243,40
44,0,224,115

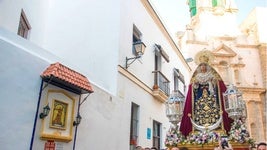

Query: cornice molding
247,99,262,104
212,44,237,57
230,63,245,68
258,43,267,48
238,86,266,94
236,44,258,48
186,40,209,45
214,36,237,41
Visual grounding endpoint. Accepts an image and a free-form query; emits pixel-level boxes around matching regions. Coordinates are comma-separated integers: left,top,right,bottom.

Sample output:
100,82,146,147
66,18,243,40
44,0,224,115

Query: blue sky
150,0,267,36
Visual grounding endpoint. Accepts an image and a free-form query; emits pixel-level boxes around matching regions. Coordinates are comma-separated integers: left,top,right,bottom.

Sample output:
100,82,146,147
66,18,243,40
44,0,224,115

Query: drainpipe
30,77,53,150
29,80,44,150
72,93,91,150
73,94,81,150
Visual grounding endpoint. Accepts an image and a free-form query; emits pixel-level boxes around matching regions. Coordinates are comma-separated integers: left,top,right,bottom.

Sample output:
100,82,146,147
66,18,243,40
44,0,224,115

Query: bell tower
187,0,240,41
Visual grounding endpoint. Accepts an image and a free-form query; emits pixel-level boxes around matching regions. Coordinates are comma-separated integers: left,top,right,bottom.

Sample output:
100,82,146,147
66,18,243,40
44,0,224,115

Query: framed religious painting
50,100,68,130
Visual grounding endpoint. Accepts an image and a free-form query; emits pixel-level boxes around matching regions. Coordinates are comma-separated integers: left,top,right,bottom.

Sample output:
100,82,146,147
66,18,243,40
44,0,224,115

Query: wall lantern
165,91,185,127
73,113,82,126
223,84,245,121
39,104,50,119
125,41,146,69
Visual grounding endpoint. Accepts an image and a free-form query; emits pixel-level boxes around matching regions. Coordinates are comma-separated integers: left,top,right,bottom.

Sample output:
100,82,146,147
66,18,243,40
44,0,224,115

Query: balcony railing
152,70,170,96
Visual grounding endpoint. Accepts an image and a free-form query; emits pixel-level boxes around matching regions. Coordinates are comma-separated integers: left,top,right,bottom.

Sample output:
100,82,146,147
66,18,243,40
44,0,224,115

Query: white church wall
75,83,131,150
239,7,267,45
0,0,50,48
255,7,267,44
235,47,263,87
41,0,121,95
0,26,130,150
0,28,54,150
1,27,112,150
0,0,120,95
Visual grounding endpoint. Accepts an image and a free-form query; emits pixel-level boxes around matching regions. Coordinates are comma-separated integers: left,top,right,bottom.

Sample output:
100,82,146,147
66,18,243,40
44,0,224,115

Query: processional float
165,50,254,150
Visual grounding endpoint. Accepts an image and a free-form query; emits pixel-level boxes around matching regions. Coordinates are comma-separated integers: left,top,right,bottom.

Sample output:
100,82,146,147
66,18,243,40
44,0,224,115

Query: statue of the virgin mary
180,50,233,136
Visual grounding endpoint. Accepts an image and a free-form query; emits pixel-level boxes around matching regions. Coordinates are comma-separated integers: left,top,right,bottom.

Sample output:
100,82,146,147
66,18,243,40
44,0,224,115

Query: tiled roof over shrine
41,62,93,94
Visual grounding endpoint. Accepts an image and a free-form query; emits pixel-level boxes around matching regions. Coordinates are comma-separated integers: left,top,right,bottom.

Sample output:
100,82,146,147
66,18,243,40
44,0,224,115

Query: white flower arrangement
228,119,255,146
164,120,255,147
165,125,186,147
164,125,219,147
187,131,219,145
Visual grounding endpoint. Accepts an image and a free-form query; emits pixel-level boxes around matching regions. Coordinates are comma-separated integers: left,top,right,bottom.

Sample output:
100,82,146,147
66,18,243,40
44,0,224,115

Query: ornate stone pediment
212,44,237,57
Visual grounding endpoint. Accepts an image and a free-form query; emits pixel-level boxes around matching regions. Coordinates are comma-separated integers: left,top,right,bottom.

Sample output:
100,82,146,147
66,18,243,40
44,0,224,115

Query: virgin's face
200,64,207,73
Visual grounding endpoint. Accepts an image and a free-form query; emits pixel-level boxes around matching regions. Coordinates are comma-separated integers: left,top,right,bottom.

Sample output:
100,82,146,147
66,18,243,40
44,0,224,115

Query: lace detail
195,71,214,85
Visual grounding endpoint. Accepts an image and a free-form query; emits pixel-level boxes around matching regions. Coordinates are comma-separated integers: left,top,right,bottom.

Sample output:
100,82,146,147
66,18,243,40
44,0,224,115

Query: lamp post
223,84,252,143
165,91,185,147
73,113,82,126
133,41,146,56
165,91,185,128
223,84,246,121
39,104,50,119
125,41,146,69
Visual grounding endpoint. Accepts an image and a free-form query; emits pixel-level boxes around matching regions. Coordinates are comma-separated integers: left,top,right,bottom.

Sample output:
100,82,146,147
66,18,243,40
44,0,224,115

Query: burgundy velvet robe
180,80,233,136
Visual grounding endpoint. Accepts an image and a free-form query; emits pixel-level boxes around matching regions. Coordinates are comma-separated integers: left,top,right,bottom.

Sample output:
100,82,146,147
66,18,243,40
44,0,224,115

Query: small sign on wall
147,128,151,139
56,143,64,150
44,140,55,150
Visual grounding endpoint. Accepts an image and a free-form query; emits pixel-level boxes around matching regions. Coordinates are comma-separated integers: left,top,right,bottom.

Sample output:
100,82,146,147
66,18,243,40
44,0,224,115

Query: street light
165,91,185,127
39,104,50,119
223,84,245,121
125,41,146,69
73,113,82,126
223,84,251,143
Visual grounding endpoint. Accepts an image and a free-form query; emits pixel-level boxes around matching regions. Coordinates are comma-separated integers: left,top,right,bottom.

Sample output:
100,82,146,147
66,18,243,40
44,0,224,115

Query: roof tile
41,62,93,93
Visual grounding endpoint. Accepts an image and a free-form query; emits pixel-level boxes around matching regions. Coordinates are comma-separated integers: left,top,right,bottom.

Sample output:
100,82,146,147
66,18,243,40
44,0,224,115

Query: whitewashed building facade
0,0,191,150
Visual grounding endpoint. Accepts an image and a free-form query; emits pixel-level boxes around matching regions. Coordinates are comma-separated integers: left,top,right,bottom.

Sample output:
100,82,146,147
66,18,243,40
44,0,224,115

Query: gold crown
199,55,209,64
194,49,214,65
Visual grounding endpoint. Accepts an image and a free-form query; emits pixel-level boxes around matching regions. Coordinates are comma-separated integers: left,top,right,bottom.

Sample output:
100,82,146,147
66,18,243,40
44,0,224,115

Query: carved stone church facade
178,0,266,142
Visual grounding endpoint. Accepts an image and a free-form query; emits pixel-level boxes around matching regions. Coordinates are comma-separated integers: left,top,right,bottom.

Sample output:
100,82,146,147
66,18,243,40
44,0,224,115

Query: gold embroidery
194,89,220,126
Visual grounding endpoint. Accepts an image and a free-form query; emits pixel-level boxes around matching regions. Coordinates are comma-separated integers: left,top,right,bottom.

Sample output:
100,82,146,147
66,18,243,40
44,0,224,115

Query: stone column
258,43,267,141
258,44,267,87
